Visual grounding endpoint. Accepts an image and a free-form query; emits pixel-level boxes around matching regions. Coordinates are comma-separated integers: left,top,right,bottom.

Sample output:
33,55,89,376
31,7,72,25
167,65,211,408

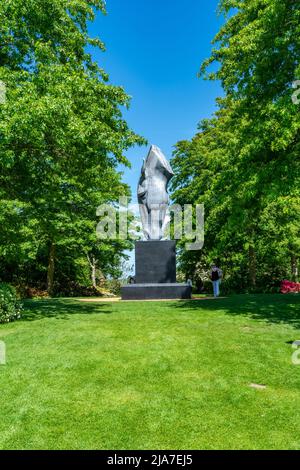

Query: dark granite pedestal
122,283,192,300
121,241,192,300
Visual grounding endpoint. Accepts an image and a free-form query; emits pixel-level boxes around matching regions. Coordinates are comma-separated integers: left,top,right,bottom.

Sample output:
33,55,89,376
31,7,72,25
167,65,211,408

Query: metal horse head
137,145,174,240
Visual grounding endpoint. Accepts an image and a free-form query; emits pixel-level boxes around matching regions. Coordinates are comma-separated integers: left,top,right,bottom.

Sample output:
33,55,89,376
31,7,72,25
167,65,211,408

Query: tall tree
171,0,300,291
0,0,145,293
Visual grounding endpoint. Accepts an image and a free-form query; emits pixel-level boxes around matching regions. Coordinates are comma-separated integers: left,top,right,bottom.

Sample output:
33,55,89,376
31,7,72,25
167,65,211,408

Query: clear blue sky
89,0,224,200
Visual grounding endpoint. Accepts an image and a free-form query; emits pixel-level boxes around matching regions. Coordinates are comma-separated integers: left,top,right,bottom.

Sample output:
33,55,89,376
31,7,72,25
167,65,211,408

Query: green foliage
171,0,300,291
0,0,106,71
0,283,22,323
0,0,145,293
104,278,122,296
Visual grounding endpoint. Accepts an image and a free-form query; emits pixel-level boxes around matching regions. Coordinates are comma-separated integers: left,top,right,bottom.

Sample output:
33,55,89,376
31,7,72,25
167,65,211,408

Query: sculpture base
121,240,191,300
135,240,176,283
121,283,192,300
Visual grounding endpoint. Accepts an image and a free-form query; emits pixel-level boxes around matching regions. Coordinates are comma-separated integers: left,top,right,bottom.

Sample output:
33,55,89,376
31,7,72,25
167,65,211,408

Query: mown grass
0,294,299,450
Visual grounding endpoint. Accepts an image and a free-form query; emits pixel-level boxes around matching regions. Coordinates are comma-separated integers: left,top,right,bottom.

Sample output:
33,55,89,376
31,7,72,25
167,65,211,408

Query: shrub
104,279,122,296
53,281,105,298
0,283,22,323
16,285,49,299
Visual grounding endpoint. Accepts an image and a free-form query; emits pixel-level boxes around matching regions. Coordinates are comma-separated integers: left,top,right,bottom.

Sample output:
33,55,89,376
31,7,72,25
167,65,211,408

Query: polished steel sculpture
138,145,174,240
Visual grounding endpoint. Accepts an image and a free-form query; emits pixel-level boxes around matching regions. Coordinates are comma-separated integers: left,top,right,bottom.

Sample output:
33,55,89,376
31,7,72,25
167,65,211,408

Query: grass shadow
21,298,112,322
175,294,300,329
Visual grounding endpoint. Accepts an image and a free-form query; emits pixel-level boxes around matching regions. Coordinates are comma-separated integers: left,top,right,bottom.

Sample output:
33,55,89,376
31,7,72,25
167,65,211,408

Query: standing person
211,265,222,298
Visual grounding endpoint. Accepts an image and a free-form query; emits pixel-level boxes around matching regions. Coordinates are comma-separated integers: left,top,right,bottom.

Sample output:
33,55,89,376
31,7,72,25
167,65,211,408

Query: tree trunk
47,242,56,294
291,255,298,282
248,245,256,289
91,257,97,288
87,254,97,288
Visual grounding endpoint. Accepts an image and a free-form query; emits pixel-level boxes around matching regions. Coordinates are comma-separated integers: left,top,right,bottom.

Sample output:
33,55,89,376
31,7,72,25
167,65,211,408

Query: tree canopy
0,0,145,294
171,0,300,292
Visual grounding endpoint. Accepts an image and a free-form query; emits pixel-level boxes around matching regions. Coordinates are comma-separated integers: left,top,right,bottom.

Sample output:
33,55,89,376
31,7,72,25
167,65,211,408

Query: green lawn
0,294,300,450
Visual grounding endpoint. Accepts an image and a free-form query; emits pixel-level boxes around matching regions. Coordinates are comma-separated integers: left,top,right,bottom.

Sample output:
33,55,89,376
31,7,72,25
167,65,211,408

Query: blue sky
89,0,224,201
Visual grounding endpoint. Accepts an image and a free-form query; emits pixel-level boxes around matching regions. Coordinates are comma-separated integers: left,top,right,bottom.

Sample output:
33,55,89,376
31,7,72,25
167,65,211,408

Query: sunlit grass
0,294,299,449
